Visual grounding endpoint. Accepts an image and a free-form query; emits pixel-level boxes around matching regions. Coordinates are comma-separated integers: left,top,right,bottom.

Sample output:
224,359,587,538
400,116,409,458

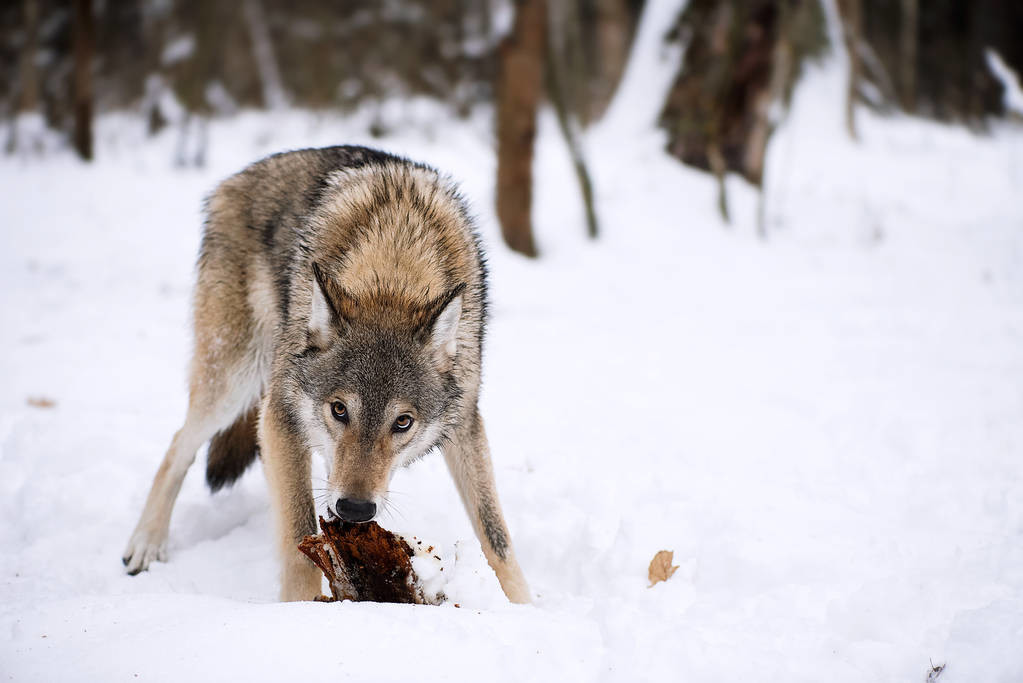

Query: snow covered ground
2,54,1023,682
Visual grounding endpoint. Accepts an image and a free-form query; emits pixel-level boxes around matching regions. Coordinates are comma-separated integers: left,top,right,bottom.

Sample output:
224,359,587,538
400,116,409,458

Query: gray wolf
122,146,531,603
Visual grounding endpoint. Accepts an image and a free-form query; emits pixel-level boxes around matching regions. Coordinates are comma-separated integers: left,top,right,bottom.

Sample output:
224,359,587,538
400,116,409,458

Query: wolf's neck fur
310,162,470,313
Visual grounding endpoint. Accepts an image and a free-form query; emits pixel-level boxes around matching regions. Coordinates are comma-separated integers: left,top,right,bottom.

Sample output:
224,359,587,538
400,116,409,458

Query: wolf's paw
122,528,168,575
278,560,323,602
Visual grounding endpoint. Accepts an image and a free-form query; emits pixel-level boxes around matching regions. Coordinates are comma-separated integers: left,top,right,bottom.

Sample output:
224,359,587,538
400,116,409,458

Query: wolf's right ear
309,262,347,347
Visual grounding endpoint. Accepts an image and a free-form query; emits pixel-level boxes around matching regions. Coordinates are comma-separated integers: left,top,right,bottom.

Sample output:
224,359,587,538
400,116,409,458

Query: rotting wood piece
298,517,440,605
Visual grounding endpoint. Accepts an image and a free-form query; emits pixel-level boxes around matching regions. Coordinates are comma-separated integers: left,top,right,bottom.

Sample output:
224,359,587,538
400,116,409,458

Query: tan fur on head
309,164,474,304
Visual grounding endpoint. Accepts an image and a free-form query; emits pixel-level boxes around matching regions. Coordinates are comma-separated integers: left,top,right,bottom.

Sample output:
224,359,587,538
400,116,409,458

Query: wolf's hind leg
442,409,531,604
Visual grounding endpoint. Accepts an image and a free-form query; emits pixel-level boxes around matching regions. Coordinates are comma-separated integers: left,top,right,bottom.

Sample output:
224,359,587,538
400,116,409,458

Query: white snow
404,535,452,604
5,112,65,158
2,58,1023,681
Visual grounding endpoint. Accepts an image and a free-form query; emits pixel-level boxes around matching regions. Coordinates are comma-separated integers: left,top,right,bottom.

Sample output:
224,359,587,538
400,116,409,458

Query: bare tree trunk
707,3,735,225
746,37,792,188
16,0,39,116
547,0,599,239
708,143,729,224
899,0,917,112
547,82,600,239
72,0,95,161
752,22,794,239
7,0,41,155
589,0,633,122
837,0,862,140
660,0,826,228
496,0,546,258
243,0,287,110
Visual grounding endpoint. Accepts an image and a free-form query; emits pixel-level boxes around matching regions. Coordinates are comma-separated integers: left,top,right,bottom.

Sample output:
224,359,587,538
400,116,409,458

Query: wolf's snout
336,498,376,523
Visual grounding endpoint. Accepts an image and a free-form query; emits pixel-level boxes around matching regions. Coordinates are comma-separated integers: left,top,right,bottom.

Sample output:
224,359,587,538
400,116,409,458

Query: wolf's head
295,262,465,523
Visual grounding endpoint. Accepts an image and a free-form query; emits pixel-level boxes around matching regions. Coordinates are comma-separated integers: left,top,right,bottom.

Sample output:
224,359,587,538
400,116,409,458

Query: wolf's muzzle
336,498,376,523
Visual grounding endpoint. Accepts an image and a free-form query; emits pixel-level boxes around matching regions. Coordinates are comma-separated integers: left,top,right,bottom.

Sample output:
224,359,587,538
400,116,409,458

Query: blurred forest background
3,0,1022,253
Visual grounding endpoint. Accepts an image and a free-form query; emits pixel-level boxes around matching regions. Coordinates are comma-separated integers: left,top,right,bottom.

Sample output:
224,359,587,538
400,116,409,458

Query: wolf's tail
206,406,260,493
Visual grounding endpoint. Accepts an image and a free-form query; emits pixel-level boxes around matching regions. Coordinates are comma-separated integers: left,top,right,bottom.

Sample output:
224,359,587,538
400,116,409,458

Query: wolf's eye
330,401,348,423
393,415,414,432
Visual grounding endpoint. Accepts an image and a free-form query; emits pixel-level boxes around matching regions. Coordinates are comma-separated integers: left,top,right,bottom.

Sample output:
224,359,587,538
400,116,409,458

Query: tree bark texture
836,0,862,140
496,0,547,258
72,0,95,160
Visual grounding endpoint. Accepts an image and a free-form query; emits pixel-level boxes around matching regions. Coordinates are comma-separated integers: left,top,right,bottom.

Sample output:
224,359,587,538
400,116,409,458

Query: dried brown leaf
27,396,56,409
648,549,679,587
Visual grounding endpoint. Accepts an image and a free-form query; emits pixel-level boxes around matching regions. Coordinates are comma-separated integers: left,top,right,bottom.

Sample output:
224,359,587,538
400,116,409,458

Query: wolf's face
297,264,463,522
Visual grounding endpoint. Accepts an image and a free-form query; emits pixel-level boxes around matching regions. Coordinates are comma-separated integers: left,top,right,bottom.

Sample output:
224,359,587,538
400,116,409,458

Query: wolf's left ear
309,262,352,346
425,283,466,368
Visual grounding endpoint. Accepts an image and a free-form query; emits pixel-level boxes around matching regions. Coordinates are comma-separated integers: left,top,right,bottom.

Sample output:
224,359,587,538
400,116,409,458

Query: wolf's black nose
336,498,376,523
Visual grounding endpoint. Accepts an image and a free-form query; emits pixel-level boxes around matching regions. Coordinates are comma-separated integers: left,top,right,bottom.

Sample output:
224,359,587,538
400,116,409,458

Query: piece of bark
298,517,441,605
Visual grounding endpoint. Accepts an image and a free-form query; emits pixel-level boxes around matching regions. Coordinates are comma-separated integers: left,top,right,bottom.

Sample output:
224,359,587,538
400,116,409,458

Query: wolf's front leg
260,394,321,601
442,409,531,604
